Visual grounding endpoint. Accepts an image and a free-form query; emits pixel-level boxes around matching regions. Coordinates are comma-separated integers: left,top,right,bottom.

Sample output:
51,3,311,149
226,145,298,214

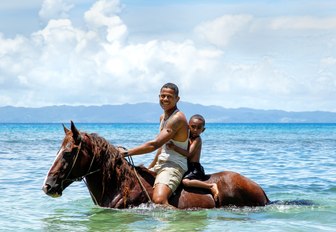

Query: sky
0,0,336,112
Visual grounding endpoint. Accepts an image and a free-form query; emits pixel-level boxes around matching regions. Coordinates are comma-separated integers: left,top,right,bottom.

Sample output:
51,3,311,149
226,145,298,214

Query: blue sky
0,0,336,112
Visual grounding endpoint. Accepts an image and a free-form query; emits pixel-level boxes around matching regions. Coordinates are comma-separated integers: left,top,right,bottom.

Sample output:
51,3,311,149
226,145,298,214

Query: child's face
189,118,205,138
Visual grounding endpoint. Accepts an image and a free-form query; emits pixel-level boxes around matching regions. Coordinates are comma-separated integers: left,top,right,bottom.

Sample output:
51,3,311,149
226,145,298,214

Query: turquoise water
0,123,335,231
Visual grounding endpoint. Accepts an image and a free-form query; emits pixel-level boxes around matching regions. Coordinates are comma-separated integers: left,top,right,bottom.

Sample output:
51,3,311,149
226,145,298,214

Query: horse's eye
63,151,72,158
65,142,72,151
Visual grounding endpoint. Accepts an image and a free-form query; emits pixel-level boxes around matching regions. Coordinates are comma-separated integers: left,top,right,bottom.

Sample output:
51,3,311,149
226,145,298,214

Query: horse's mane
85,132,137,198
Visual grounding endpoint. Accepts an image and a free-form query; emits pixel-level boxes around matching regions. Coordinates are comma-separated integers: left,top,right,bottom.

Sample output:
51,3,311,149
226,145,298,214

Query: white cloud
0,1,336,112
0,0,224,107
194,15,253,48
270,16,336,30
84,0,126,43
321,56,336,66
318,57,336,95
39,0,74,21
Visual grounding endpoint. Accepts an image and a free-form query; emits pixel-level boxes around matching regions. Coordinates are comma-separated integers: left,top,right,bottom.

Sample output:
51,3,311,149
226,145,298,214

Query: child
166,114,219,202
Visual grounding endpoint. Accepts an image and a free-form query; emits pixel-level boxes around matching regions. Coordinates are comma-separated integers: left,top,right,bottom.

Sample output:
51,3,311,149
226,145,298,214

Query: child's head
189,114,206,138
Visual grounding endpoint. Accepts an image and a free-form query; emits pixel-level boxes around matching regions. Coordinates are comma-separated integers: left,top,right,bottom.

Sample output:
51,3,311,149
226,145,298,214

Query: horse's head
42,121,96,197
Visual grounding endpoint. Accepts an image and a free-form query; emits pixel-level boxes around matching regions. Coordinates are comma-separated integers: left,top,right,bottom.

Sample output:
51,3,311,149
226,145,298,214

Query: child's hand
166,141,175,150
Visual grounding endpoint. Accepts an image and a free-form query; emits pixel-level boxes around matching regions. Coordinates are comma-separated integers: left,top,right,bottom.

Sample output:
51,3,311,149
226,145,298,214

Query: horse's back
171,171,269,208
210,171,269,207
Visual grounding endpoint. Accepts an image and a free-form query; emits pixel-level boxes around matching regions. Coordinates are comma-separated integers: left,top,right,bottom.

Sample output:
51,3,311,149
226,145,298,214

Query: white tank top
157,109,188,171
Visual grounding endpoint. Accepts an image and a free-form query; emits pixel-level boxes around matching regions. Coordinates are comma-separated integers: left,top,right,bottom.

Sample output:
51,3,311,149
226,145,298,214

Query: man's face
159,88,179,111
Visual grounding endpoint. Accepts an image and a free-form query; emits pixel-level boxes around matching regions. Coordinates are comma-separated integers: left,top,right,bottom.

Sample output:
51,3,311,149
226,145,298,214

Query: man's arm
121,113,184,157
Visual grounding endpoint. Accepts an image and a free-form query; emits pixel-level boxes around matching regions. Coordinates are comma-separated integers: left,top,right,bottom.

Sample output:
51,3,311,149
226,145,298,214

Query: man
118,83,189,206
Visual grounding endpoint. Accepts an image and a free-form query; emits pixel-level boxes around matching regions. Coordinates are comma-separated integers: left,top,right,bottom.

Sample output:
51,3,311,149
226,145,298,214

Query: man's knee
152,184,172,205
152,195,167,205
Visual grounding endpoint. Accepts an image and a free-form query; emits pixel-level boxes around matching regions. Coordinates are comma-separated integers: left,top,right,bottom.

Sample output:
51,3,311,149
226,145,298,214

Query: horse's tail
263,189,271,205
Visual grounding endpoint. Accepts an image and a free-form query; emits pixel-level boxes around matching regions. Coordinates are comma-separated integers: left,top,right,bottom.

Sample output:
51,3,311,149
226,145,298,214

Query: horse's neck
83,135,156,208
85,165,125,207
85,139,138,207
86,163,154,208
85,173,104,205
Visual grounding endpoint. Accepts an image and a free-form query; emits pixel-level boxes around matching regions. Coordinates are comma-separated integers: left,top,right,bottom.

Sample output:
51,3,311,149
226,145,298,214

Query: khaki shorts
151,161,186,193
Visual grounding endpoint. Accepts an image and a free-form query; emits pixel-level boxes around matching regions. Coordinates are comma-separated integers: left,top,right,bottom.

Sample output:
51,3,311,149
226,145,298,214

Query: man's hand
117,146,128,157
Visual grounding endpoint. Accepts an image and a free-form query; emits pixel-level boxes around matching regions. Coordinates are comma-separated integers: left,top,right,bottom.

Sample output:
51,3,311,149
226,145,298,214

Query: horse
42,121,270,209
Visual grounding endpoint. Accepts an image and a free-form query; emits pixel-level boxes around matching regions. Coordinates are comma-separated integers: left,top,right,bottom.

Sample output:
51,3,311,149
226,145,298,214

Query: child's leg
182,179,219,201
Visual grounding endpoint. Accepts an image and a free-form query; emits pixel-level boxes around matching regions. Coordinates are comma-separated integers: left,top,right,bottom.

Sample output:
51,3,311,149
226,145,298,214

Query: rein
126,156,152,203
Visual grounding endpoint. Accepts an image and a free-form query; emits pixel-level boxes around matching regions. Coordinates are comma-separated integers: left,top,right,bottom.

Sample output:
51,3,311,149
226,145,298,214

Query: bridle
61,134,100,204
60,133,151,205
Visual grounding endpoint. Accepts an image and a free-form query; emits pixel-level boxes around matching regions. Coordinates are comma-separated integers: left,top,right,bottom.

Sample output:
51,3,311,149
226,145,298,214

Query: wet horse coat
42,122,269,209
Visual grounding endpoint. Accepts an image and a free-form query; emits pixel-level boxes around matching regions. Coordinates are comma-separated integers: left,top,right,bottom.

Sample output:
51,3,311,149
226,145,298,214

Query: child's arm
166,141,189,157
166,137,201,159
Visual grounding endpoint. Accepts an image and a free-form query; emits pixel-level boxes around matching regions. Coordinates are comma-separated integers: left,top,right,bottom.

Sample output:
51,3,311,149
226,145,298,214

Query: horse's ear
63,124,70,134
70,121,81,142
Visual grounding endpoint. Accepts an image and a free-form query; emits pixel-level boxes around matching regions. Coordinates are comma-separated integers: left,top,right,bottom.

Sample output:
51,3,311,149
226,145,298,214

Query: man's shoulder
169,112,188,128
164,111,188,133
175,110,187,121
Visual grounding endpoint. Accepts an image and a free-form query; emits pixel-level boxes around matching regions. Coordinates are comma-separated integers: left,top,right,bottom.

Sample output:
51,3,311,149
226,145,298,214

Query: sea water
0,123,335,231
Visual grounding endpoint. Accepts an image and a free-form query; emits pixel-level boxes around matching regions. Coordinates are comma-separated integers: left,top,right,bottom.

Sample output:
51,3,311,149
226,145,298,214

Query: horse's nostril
42,184,51,193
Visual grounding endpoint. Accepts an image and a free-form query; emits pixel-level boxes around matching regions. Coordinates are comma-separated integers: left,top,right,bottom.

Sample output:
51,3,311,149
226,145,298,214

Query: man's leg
152,183,172,205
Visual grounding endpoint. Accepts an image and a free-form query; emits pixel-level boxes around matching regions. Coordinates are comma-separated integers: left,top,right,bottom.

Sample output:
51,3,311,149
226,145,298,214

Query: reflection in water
83,204,211,231
85,207,147,231
39,188,319,231
42,200,259,232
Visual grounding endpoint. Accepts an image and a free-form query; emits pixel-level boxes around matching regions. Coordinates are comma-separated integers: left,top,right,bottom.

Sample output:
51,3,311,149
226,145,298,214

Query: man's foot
210,183,219,203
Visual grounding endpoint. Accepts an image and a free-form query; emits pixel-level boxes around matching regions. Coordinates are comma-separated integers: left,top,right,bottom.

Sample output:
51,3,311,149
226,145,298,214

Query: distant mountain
0,102,335,123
